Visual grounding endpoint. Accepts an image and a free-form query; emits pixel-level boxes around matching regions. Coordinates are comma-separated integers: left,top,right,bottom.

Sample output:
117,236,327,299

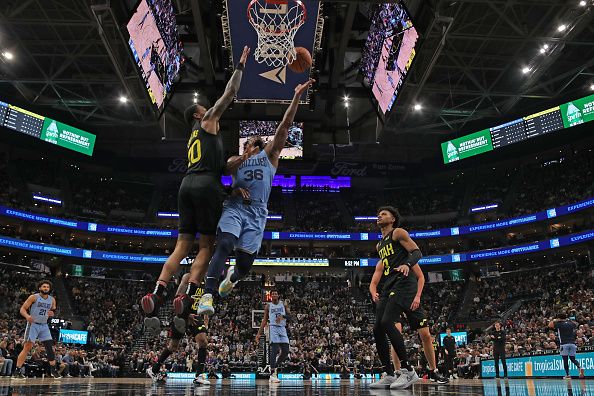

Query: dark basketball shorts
169,320,208,340
376,291,429,331
178,173,225,236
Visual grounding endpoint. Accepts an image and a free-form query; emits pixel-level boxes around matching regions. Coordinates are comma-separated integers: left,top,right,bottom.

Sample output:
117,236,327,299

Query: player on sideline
195,79,314,315
255,289,291,383
549,312,586,379
147,273,210,385
369,206,447,389
14,280,61,379
141,46,253,335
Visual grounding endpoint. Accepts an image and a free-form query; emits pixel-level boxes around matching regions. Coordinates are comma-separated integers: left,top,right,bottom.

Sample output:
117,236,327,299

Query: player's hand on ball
410,296,421,311
396,265,410,276
239,46,251,65
295,79,315,96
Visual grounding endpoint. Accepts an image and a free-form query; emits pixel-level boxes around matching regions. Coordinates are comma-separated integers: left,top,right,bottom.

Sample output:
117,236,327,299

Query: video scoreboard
442,94,594,164
0,100,96,156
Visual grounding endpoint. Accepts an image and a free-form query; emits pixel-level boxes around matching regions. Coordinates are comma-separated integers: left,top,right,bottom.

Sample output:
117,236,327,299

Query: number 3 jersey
231,150,276,207
377,230,418,299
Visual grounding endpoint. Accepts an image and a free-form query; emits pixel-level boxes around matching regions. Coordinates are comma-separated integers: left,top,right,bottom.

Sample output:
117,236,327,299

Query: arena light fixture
557,24,567,32
414,103,422,111
539,48,546,54
193,97,198,103
579,1,587,6
2,51,13,60
522,66,531,74
590,83,594,91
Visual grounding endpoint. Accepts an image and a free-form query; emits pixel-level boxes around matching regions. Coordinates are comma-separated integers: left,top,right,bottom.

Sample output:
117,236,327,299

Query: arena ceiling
0,0,593,161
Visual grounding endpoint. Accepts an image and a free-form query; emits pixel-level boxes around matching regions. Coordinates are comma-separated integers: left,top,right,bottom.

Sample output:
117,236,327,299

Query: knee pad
216,232,237,254
43,340,55,361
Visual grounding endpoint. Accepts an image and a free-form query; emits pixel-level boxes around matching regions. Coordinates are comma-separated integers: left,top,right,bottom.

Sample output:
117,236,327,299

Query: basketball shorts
24,323,53,342
178,173,225,236
376,291,429,331
269,325,289,344
169,319,208,340
560,343,577,357
217,200,267,254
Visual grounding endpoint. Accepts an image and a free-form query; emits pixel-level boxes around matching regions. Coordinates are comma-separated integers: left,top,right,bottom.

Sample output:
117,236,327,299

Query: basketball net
248,0,306,68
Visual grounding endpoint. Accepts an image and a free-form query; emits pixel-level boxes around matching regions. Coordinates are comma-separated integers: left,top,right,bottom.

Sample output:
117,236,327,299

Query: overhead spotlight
2,51,13,60
557,24,567,32
522,66,531,74
193,91,198,96
579,0,586,6
414,103,422,111
119,95,128,103
590,83,594,91
193,97,198,103
539,48,546,54
543,44,549,50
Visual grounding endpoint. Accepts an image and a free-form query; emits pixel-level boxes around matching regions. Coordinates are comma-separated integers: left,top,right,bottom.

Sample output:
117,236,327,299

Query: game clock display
442,93,594,164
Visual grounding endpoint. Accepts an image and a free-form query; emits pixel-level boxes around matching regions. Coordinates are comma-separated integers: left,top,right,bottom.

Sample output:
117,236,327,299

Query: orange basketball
288,47,312,73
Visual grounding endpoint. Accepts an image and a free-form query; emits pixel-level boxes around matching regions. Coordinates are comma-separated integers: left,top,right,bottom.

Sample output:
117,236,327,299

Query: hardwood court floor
0,377,592,395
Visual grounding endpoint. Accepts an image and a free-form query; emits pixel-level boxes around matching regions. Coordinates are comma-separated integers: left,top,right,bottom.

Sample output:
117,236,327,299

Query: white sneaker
196,293,215,316
269,373,281,383
219,266,238,298
369,372,396,389
453,374,458,379
390,368,420,389
193,373,211,385
146,366,158,382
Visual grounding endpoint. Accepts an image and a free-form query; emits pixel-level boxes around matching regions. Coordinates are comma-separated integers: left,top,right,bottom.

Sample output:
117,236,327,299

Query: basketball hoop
247,0,307,68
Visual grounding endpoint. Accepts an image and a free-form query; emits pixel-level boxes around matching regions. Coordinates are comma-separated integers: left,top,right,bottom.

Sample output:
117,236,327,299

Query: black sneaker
50,368,62,379
430,370,449,384
13,370,26,380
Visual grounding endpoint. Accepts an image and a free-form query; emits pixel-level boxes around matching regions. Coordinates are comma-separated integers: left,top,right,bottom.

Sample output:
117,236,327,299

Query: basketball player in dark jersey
141,46,254,335
369,206,447,389
147,273,210,385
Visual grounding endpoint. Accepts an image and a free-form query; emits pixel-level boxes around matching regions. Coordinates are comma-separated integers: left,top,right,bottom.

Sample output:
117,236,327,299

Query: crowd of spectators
513,149,593,216
1,146,593,234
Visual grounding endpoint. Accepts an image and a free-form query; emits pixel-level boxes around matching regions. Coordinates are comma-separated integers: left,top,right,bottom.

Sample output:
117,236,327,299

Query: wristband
236,63,245,71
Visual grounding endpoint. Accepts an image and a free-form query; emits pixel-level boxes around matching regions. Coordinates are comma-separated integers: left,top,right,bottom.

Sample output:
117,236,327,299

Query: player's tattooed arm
204,46,250,122
266,79,314,166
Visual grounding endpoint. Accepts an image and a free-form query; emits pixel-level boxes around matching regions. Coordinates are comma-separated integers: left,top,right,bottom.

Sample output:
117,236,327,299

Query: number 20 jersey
231,150,276,206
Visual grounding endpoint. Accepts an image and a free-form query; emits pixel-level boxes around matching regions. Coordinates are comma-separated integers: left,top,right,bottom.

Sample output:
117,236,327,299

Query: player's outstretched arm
203,46,250,124
265,79,314,166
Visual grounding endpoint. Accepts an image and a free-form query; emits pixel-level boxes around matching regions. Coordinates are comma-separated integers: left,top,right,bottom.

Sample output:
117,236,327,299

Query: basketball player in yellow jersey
369,206,448,389
141,46,257,335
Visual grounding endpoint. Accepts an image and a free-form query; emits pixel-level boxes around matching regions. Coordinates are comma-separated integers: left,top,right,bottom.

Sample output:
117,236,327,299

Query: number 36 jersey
377,229,418,297
231,150,276,206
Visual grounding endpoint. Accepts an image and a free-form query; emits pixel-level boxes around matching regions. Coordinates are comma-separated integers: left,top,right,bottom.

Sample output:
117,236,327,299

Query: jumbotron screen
360,2,418,115
442,93,594,164
127,0,183,114
239,121,304,160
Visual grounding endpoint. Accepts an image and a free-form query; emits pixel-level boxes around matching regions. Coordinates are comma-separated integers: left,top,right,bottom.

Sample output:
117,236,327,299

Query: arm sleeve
407,249,423,267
